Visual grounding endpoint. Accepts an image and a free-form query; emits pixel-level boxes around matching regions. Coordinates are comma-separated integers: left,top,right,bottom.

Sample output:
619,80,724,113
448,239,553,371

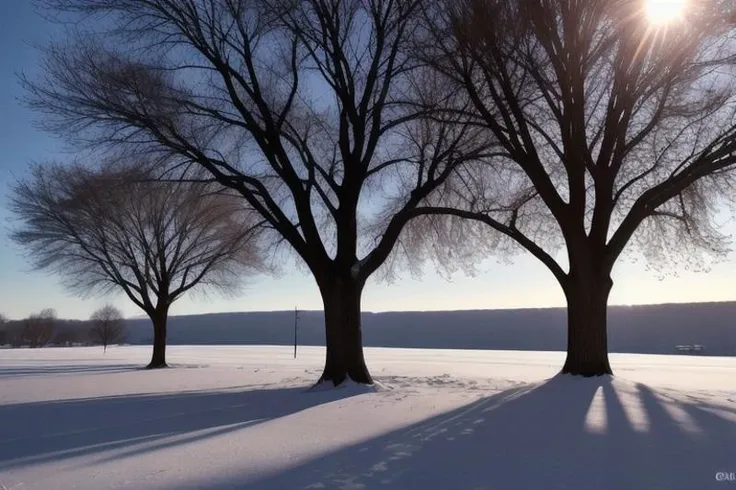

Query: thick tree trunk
316,278,373,386
146,307,169,369
561,272,614,376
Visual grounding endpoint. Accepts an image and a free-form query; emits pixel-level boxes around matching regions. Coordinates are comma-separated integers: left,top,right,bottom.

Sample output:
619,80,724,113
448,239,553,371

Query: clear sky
1,3,735,321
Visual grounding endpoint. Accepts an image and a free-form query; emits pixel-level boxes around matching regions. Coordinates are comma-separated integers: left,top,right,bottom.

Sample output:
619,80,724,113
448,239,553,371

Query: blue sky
1,3,735,321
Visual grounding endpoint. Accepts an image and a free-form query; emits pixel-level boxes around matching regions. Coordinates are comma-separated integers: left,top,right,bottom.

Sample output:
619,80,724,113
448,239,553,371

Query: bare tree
11,162,267,368
21,309,57,348
89,304,126,352
26,0,483,385
0,314,7,346
411,0,736,375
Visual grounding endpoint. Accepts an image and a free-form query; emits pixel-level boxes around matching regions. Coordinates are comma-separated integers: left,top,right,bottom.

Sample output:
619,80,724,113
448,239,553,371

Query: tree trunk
146,307,169,369
316,277,373,386
561,272,614,376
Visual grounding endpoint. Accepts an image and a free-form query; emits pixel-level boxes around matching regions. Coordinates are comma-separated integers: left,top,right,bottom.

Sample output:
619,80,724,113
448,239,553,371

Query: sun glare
644,0,687,24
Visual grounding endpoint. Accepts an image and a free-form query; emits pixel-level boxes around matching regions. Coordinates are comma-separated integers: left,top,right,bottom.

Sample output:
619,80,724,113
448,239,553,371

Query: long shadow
0,364,139,378
0,385,364,470
177,376,736,490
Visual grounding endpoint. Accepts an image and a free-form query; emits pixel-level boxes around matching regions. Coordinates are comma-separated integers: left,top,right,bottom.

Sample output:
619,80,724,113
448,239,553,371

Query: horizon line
124,298,735,321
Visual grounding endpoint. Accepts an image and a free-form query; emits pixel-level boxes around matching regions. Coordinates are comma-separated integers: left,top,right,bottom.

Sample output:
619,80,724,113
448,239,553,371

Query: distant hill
114,302,736,356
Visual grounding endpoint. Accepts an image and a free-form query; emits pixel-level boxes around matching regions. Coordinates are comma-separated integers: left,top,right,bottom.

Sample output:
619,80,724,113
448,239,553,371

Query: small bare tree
413,0,736,375
21,309,56,348
26,0,484,385
0,314,7,346
11,162,267,368
89,305,126,353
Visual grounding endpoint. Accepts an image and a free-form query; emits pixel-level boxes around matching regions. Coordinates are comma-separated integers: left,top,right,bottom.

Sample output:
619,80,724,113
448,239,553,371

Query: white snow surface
0,346,735,490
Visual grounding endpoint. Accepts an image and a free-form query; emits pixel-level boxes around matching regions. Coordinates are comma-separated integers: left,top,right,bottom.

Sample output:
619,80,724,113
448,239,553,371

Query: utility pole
293,306,300,359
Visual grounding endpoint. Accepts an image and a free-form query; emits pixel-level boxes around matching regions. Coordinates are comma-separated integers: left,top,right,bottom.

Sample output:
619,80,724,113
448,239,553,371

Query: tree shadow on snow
0,385,363,471
0,364,139,378
182,375,736,490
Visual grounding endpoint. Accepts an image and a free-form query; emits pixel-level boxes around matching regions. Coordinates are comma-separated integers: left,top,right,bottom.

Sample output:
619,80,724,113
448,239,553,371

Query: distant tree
89,305,126,353
10,163,267,368
6,323,24,348
21,309,56,348
414,0,736,375
0,313,6,346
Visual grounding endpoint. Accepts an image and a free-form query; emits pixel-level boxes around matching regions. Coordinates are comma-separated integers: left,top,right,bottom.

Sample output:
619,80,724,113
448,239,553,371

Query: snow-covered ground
0,346,734,489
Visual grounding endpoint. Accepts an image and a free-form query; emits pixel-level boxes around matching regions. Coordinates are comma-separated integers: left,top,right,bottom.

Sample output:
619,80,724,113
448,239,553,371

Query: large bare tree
410,0,736,375
11,163,267,368
27,0,483,385
89,304,126,353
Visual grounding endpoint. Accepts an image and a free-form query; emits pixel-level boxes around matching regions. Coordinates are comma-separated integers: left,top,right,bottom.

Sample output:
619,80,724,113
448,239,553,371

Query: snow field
0,346,734,489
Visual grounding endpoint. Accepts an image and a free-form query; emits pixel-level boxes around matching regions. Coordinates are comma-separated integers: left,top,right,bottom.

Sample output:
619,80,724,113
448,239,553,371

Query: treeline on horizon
0,306,126,352
3,301,733,357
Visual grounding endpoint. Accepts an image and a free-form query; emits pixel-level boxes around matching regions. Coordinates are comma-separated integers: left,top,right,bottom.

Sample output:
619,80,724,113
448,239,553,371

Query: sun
644,0,687,24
